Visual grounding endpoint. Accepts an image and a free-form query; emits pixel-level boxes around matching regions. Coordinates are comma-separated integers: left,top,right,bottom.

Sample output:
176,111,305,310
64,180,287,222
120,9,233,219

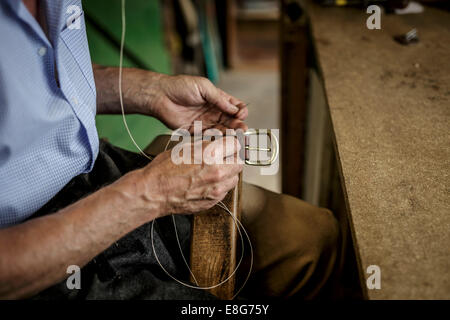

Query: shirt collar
3,0,65,48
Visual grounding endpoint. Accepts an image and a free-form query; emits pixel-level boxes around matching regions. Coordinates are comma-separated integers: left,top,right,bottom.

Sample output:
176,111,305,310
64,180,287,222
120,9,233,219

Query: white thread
151,203,253,299
119,0,152,161
171,214,199,286
119,0,253,299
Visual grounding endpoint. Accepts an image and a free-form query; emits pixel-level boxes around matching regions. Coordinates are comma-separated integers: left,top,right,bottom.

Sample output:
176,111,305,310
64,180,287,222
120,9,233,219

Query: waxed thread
119,0,253,299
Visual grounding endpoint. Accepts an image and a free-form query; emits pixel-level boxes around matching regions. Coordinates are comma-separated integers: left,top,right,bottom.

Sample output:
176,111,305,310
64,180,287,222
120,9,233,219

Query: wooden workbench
307,2,450,299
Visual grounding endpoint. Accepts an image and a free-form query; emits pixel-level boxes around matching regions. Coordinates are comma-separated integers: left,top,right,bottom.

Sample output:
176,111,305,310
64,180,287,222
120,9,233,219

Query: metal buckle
244,129,279,166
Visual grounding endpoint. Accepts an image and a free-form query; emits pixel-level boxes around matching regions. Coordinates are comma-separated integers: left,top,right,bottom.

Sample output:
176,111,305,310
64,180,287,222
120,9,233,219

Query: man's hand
94,66,248,132
136,136,243,217
149,75,248,132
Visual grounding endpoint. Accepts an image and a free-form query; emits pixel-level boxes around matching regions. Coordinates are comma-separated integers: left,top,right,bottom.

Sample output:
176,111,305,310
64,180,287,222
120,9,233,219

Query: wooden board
145,136,243,299
307,1,450,299
190,173,242,299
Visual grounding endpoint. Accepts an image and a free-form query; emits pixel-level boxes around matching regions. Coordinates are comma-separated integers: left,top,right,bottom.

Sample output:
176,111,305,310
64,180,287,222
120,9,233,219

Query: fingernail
236,108,246,119
230,104,239,113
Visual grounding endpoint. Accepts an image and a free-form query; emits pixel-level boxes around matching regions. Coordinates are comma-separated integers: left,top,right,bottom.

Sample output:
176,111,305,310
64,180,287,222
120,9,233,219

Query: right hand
139,137,243,217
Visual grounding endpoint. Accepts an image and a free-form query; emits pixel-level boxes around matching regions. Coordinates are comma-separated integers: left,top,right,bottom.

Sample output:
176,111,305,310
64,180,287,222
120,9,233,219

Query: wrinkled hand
140,137,243,216
150,75,248,132
95,67,248,132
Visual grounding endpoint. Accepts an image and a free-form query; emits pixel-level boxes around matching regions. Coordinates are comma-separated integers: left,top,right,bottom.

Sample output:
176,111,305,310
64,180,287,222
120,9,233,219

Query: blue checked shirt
0,0,99,227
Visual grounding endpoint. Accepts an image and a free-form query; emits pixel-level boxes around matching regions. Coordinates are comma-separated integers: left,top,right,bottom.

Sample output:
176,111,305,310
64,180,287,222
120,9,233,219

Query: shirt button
38,46,47,56
72,97,79,105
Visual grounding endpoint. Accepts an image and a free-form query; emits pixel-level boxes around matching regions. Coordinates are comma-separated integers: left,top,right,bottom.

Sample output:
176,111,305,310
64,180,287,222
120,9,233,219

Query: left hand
147,74,248,132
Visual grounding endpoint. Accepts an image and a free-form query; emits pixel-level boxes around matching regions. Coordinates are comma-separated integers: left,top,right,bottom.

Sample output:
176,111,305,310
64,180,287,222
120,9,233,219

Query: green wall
84,0,171,152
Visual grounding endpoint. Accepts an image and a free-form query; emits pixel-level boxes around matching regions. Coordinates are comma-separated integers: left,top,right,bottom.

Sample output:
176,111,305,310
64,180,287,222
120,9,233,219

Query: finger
191,175,239,201
209,123,228,135
209,136,241,159
214,162,243,181
228,96,247,108
224,94,249,121
228,96,240,106
224,152,245,166
205,176,238,200
200,80,240,115
195,156,242,187
235,106,248,120
216,174,240,194
220,117,248,132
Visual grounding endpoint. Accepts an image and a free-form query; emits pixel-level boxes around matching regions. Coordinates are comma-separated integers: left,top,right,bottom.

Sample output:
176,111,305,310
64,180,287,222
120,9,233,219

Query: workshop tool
394,28,419,45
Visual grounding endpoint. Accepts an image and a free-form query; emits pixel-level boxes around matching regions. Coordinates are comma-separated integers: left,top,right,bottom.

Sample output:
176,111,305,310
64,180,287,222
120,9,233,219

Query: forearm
93,64,164,115
0,169,160,299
